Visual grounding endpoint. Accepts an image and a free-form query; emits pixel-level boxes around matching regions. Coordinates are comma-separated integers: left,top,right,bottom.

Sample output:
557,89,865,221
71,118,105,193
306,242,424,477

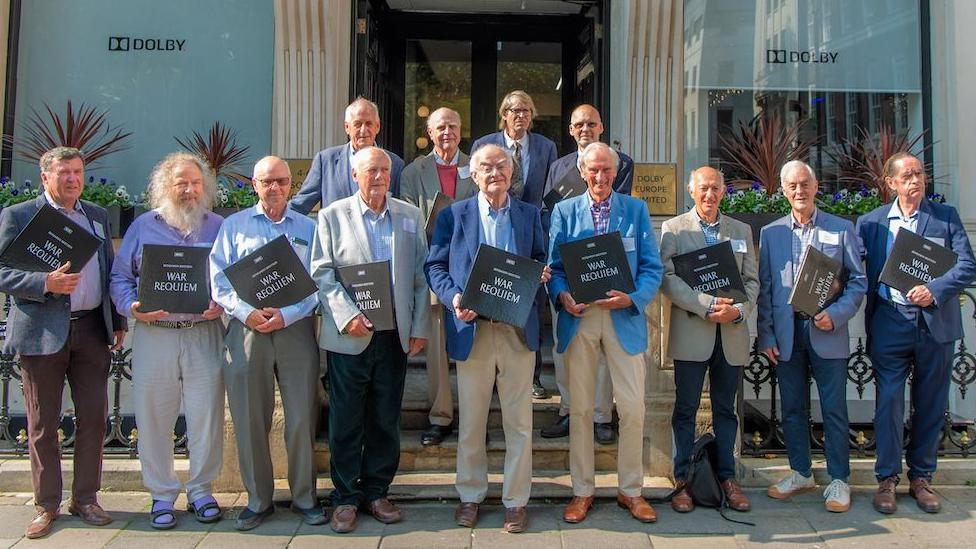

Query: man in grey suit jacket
0,147,126,539
660,167,759,514
311,147,429,534
758,160,866,513
290,98,405,214
399,107,477,447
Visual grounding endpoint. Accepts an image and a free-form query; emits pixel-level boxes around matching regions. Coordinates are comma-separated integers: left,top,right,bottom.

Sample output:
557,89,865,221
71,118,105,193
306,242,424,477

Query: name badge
925,236,945,247
731,239,748,253
403,218,417,234
92,220,106,239
622,237,636,252
818,231,839,245
458,166,470,180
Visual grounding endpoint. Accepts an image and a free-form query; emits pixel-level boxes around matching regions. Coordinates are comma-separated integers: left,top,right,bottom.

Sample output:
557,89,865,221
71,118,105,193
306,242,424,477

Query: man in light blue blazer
549,142,662,524
758,160,866,513
856,153,976,514
290,97,405,214
424,144,548,534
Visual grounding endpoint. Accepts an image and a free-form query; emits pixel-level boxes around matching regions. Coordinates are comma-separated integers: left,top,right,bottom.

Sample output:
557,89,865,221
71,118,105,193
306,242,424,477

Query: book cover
788,245,847,317
543,170,587,212
671,240,748,303
0,203,102,274
137,244,212,314
460,244,544,327
559,231,636,304
222,234,318,309
336,260,396,331
879,228,958,293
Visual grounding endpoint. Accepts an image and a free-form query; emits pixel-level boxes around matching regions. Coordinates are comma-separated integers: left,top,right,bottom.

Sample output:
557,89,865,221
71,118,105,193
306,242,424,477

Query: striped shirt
791,209,818,282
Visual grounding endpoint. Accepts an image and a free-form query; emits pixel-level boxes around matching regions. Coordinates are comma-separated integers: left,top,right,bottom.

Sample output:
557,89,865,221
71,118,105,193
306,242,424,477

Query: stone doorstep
739,456,976,487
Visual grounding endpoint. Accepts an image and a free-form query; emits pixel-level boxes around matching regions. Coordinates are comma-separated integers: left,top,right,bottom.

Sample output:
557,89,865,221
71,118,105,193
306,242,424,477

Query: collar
887,199,921,221
253,201,296,224
585,190,612,209
790,208,818,229
691,207,721,228
477,191,510,216
44,190,84,213
434,150,460,166
357,193,389,219
503,131,529,151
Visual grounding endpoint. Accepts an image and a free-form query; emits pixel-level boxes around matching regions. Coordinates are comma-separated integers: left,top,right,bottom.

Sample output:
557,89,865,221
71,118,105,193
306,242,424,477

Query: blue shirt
477,192,514,252
110,209,223,321
45,191,102,312
883,201,921,305
210,203,319,327
358,195,393,263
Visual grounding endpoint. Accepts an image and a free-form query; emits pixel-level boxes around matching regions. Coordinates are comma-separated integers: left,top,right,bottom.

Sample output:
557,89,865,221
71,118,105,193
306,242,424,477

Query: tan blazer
660,210,759,365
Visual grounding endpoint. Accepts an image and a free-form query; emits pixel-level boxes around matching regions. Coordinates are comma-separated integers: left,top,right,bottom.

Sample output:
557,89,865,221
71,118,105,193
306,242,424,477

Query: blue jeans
776,318,850,481
869,300,953,482
672,327,741,481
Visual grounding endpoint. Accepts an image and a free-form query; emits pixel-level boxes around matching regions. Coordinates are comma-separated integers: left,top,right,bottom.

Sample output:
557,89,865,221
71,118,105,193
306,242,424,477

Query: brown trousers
20,313,110,511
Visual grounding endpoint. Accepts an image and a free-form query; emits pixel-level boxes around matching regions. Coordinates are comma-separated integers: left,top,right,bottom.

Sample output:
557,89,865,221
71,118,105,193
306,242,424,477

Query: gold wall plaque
284,158,312,199
630,163,678,215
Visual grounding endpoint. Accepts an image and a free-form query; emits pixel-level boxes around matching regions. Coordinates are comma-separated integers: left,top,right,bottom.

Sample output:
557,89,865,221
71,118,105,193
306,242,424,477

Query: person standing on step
425,144,550,533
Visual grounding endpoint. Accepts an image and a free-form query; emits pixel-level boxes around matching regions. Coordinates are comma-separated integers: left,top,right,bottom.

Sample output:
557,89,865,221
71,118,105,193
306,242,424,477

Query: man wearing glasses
210,156,325,530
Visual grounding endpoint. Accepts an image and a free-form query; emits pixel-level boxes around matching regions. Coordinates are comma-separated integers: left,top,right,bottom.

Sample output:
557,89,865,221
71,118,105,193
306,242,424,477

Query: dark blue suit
544,149,635,198
857,199,976,481
424,195,547,361
470,131,557,209
289,143,405,214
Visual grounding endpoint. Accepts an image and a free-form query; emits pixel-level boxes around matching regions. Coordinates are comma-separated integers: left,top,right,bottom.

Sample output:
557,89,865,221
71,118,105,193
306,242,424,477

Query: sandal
150,500,177,530
187,495,222,523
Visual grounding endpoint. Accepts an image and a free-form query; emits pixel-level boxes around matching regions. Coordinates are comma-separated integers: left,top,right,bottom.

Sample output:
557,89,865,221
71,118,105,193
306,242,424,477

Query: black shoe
421,424,453,446
235,505,274,531
532,379,550,399
594,422,616,445
540,414,570,438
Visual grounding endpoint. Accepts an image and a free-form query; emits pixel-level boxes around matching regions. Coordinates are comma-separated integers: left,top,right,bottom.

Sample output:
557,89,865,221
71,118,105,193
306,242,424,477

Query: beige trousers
455,322,534,508
426,303,453,426
565,307,647,497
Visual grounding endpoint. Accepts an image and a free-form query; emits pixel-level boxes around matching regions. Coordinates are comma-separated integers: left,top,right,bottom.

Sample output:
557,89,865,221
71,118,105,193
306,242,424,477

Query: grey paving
0,488,971,548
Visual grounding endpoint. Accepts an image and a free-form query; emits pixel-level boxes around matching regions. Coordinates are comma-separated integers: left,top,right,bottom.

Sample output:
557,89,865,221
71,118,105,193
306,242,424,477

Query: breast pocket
819,244,844,262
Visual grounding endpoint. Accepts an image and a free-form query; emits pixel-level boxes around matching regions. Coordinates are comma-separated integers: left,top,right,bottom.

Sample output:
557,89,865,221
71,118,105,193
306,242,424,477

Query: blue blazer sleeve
290,151,326,215
424,206,463,307
614,153,634,195
822,221,867,326
756,226,776,351
927,206,976,307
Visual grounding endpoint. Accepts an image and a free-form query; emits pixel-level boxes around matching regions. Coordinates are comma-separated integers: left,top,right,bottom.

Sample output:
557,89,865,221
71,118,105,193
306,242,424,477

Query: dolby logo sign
108,36,187,52
766,49,838,64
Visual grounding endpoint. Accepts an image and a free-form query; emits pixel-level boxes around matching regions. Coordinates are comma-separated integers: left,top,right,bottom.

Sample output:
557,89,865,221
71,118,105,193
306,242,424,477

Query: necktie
510,142,524,199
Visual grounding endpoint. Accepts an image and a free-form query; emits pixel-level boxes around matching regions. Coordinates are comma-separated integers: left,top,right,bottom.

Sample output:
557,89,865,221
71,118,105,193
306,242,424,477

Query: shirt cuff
732,303,745,324
707,296,717,315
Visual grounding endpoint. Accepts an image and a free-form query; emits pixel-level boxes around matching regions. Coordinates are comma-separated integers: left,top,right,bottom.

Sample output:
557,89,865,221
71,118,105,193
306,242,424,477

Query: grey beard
158,200,207,235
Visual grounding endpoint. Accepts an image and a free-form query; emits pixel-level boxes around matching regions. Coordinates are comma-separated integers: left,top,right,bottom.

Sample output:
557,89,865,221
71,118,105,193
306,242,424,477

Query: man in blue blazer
0,147,126,538
425,144,549,533
549,142,662,524
758,160,866,513
470,90,557,209
856,153,976,514
290,97,405,214
540,104,634,442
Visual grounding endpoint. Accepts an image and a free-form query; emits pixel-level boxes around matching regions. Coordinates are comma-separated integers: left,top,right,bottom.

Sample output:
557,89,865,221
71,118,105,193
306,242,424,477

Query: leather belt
70,308,98,321
147,319,210,329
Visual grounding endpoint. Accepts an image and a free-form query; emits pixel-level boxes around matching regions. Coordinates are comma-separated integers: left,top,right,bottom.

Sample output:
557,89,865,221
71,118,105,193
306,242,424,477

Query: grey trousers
224,316,320,512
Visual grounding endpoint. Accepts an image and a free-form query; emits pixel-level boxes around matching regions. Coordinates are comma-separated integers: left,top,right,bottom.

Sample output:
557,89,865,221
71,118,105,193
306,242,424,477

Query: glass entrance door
403,39,472,162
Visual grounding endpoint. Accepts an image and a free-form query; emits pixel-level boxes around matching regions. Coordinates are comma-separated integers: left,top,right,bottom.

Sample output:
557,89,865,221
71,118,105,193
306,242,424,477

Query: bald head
570,104,605,151
427,107,462,161
252,156,292,217
687,166,725,222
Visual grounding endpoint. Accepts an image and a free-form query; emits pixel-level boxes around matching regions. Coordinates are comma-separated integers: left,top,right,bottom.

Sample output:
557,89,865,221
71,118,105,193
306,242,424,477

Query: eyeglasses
253,177,292,189
571,122,600,130
506,108,531,116
896,170,925,181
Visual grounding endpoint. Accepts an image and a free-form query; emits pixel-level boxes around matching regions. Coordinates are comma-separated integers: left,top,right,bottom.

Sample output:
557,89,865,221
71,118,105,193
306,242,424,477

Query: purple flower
88,176,94,183
236,180,244,189
833,192,842,202
10,189,18,196
0,176,7,184
726,184,735,196
99,177,107,185
23,180,31,187
751,181,762,191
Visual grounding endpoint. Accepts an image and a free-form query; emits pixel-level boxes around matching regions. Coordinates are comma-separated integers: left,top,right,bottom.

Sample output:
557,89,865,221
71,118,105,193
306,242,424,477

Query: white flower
853,194,862,202
839,188,848,196
870,188,879,196
735,190,745,197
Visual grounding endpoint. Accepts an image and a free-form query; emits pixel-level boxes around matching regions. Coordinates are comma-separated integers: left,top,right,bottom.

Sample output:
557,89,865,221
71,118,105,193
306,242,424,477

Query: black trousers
327,330,407,506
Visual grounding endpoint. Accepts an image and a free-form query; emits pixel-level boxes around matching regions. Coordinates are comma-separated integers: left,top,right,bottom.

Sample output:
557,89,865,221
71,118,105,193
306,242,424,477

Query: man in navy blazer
425,144,549,533
290,97,405,214
856,153,976,514
0,147,126,538
758,160,866,513
549,143,662,524
470,90,557,209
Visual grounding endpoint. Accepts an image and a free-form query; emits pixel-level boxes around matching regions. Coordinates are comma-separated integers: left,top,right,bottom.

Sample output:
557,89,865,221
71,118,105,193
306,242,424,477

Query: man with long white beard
110,152,226,529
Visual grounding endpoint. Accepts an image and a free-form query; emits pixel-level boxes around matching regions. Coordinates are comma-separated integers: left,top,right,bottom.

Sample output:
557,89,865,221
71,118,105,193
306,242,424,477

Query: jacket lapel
420,154,441,199
687,210,708,250
511,201,531,257
915,199,932,237
339,143,354,197
461,198,481,262
344,199,373,262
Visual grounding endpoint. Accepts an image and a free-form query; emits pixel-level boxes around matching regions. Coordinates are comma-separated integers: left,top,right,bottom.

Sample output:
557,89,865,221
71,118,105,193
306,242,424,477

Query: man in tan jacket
659,166,759,513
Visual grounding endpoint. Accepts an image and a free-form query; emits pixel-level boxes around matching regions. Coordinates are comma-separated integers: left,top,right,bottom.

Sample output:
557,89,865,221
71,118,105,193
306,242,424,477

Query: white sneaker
767,470,816,499
823,479,851,512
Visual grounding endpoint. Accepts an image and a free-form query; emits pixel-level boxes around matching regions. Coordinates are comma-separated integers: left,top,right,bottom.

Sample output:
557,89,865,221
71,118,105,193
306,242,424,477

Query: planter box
106,204,121,238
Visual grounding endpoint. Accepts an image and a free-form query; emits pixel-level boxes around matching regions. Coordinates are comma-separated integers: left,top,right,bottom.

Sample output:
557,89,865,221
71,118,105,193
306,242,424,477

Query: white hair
687,167,725,193
577,142,619,170
345,97,380,122
468,144,512,175
780,160,817,185
351,146,392,173
426,107,461,131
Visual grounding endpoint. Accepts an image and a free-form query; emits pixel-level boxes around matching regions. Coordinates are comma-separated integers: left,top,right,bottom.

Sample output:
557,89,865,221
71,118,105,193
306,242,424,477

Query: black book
336,260,396,331
879,229,957,293
543,169,587,212
788,246,847,317
137,244,212,314
460,244,544,327
671,240,748,303
559,231,636,304
0,203,102,273
425,192,454,241
222,234,318,309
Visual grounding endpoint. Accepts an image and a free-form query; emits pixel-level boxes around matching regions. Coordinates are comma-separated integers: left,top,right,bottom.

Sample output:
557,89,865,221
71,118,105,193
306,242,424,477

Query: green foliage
0,176,40,208
80,176,132,207
215,178,258,208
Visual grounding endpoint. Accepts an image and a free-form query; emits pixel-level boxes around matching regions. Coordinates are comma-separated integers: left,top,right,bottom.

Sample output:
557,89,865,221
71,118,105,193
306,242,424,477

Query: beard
158,196,208,234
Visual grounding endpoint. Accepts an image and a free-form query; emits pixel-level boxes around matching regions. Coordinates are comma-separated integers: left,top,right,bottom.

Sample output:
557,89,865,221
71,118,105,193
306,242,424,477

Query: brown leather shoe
721,479,751,512
455,502,479,527
26,510,58,539
563,496,594,523
367,498,403,524
616,493,657,523
503,506,528,533
330,504,358,533
909,478,942,513
873,477,898,514
67,501,113,526
671,482,694,513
